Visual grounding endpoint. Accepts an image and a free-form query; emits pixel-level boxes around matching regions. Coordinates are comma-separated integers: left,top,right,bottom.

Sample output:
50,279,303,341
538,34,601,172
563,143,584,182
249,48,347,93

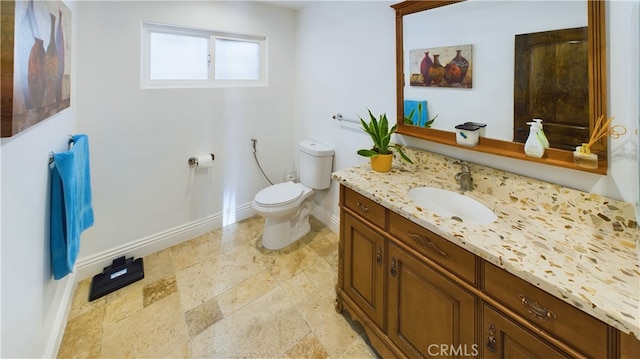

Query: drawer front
484,262,608,358
342,186,386,229
388,211,476,284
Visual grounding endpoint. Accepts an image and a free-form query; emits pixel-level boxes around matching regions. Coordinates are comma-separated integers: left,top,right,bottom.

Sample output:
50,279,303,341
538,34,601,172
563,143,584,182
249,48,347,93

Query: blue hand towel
50,134,94,280
404,100,429,127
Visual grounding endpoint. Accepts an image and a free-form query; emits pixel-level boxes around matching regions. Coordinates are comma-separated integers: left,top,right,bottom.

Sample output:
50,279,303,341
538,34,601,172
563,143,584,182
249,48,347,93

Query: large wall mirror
392,0,607,174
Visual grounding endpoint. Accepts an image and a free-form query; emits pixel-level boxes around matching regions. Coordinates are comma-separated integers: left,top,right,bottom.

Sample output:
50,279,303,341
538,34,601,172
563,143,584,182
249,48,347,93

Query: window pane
150,32,209,80
215,39,260,80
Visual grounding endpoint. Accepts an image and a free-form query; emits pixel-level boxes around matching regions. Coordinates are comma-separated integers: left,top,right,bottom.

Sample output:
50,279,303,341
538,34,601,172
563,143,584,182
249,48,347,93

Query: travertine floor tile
101,293,187,358
67,278,106,320
184,297,224,337
57,307,105,358
176,241,268,311
297,287,365,358
170,231,222,271
217,269,278,316
190,287,310,358
57,216,380,359
307,232,338,257
339,335,380,359
142,275,177,307
104,288,142,324
280,271,317,304
282,332,329,359
268,245,320,282
304,256,338,290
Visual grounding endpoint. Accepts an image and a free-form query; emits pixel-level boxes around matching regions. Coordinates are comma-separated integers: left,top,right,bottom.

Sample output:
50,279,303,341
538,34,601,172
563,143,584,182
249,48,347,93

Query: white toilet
253,140,334,250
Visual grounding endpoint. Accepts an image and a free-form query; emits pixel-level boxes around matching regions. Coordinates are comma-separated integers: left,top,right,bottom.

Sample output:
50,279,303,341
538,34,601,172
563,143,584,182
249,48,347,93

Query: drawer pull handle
376,248,383,266
519,294,557,321
407,232,448,257
486,324,496,353
356,202,369,213
390,257,397,277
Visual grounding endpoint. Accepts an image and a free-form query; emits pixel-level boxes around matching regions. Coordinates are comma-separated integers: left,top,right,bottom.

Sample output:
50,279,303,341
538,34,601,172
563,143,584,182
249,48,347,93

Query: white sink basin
408,187,497,225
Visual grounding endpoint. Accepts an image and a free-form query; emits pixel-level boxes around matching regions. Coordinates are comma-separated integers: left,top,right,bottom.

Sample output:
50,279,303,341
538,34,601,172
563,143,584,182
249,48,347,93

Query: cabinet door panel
620,331,640,358
343,213,385,328
482,304,569,359
388,243,476,358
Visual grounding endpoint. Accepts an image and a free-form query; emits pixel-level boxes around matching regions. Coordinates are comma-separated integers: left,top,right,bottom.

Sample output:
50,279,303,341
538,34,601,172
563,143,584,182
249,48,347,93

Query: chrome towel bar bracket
333,113,360,125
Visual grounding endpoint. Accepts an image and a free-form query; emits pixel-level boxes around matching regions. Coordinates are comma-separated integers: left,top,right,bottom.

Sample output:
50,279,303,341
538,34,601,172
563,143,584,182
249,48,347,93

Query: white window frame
141,23,267,89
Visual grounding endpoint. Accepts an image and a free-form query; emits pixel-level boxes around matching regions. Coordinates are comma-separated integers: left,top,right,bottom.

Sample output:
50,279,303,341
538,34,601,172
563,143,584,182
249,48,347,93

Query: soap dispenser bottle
524,122,545,158
533,118,549,149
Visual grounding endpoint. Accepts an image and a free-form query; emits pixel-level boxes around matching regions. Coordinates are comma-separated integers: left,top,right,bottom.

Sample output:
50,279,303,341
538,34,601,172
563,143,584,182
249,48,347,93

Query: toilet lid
255,182,304,207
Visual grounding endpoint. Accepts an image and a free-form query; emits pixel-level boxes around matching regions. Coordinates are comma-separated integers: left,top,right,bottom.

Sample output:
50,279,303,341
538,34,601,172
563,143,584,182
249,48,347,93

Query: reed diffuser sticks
574,115,626,169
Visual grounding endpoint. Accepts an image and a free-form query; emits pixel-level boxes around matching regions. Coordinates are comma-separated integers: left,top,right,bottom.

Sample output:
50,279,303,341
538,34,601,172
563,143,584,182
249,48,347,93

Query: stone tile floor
57,216,379,358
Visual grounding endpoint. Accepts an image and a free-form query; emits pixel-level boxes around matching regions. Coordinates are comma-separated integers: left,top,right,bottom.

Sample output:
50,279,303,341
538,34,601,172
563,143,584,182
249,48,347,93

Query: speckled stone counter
332,147,639,338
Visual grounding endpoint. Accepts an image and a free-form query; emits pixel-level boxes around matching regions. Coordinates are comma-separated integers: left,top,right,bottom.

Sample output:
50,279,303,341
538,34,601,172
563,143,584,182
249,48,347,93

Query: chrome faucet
454,163,473,191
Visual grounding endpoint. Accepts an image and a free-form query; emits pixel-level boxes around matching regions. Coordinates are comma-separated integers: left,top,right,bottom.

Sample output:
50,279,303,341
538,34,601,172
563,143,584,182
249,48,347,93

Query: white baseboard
43,273,77,359
75,202,256,281
312,204,339,234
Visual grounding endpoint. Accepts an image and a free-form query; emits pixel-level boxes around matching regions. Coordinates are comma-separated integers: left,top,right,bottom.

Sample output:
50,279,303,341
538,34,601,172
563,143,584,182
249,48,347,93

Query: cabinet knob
519,294,557,321
376,248,383,266
356,202,369,213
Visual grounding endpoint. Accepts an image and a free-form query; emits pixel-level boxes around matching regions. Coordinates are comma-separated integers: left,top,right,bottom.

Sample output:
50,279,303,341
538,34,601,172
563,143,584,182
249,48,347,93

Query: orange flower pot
370,153,393,172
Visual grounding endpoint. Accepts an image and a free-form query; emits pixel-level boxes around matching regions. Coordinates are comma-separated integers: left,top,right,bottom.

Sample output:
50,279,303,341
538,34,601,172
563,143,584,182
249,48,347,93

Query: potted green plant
358,109,413,172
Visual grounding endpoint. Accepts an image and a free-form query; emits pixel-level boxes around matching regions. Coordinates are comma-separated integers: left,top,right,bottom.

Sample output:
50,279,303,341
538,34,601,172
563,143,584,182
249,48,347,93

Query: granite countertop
332,147,639,338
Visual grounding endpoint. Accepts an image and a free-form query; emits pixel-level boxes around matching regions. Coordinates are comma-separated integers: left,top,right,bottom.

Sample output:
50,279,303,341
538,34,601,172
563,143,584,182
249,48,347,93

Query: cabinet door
620,331,640,359
387,243,476,358
342,213,386,328
482,304,569,359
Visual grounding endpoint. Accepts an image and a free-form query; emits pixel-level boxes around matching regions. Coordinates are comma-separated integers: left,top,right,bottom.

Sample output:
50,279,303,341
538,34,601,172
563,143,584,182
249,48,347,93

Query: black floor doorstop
89,256,144,301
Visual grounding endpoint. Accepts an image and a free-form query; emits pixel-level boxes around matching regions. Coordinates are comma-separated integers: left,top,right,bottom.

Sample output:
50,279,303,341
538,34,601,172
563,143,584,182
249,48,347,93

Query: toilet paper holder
188,153,215,166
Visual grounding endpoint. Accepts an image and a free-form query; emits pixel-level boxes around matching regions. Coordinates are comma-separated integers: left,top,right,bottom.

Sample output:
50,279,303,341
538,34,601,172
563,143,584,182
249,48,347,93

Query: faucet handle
453,161,470,173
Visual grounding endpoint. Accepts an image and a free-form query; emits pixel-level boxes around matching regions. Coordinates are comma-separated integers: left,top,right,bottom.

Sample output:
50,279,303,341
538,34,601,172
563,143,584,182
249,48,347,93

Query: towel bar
49,135,75,164
333,113,360,125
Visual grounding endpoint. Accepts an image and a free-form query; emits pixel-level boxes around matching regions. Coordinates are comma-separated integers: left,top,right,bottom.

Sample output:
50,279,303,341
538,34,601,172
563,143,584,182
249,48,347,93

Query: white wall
295,1,640,222
1,2,78,356
75,1,297,266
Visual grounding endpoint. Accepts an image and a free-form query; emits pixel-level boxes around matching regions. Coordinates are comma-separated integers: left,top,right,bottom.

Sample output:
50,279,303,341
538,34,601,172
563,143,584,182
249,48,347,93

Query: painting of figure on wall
1,0,71,137
409,44,472,88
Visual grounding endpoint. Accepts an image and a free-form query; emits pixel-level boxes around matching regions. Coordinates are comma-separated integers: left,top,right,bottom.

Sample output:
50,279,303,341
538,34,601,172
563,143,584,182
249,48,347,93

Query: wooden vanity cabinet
338,185,477,358
337,185,629,359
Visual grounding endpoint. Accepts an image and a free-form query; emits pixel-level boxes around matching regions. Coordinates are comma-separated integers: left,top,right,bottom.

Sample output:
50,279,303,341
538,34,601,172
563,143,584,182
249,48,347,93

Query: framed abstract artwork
1,0,71,137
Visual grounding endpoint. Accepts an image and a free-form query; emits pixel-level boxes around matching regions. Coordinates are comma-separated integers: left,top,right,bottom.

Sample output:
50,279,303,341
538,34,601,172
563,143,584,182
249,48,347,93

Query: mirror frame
392,0,607,174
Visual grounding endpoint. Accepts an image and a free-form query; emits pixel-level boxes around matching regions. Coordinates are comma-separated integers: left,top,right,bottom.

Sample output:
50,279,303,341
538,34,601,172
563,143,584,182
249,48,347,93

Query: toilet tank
298,140,334,190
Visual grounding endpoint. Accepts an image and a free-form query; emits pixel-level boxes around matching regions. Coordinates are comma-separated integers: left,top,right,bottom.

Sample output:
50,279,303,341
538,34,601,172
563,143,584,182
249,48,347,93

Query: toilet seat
255,181,303,207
